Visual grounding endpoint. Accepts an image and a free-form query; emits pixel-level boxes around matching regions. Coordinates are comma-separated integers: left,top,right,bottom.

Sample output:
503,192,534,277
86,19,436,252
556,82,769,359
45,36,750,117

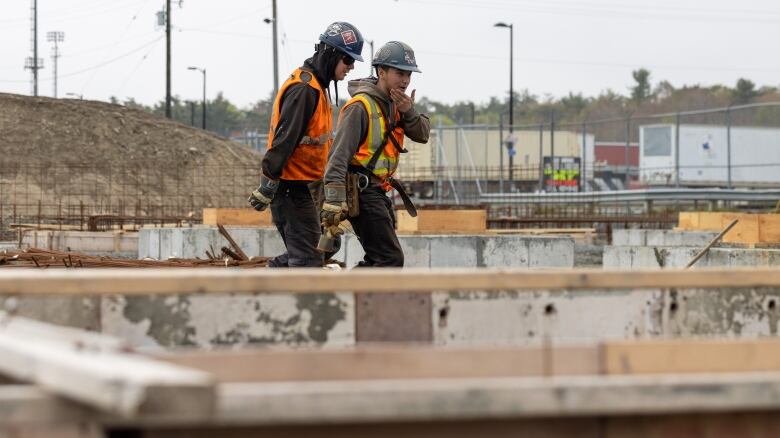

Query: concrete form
3,268,780,350
611,229,717,247
138,226,576,269
20,229,138,257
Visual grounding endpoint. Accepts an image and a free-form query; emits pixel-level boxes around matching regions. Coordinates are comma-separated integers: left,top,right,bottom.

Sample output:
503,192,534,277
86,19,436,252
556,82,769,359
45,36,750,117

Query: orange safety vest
267,68,333,181
343,93,405,181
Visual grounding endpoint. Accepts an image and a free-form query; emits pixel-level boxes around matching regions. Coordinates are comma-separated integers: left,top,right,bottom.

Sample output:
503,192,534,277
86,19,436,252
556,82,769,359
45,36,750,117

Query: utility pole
165,0,172,118
368,40,375,75
24,0,43,96
47,31,64,98
263,0,279,97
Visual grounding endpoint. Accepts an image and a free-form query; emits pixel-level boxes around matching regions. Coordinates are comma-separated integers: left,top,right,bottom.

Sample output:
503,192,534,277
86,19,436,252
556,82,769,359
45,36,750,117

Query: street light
187,66,206,130
494,22,514,189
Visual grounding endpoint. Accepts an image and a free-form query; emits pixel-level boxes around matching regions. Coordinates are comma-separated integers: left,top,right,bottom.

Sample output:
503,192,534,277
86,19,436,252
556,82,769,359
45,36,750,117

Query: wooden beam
202,208,272,226
0,385,93,426
2,267,780,296
603,339,780,375
156,345,599,383
214,372,780,425
0,313,215,418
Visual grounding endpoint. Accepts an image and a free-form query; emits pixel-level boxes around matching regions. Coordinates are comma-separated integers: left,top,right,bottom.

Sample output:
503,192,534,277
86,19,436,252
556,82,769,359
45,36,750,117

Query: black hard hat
319,22,364,62
372,41,421,73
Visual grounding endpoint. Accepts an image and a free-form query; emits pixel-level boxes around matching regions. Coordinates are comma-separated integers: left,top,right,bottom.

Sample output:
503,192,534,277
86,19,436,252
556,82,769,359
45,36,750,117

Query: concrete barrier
611,229,717,247
139,227,576,269
603,246,780,269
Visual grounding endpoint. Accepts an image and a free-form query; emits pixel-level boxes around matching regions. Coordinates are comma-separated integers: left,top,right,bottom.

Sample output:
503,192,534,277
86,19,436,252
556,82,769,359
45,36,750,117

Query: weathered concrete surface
140,227,575,268
21,230,137,258
100,292,354,349
603,246,780,269
432,287,780,346
611,229,718,247
0,296,100,331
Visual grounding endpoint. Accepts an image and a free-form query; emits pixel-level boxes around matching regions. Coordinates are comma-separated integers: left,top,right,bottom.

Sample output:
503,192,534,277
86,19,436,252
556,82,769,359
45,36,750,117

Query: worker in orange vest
321,41,430,267
249,22,364,267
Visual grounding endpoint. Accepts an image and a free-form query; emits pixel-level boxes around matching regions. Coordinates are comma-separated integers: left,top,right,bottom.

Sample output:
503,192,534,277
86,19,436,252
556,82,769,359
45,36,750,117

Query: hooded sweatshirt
261,50,339,182
324,77,430,187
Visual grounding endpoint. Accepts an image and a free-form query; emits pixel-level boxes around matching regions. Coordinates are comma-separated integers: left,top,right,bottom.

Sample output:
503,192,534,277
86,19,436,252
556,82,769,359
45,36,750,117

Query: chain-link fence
2,102,780,238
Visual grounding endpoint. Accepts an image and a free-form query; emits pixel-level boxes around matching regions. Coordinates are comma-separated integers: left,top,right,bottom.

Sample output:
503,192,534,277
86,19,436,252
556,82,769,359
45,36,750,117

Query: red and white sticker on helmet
341,30,357,45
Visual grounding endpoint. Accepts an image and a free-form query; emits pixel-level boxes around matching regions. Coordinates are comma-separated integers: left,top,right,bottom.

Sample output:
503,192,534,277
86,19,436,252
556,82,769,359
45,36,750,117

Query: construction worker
248,22,364,267
321,41,430,267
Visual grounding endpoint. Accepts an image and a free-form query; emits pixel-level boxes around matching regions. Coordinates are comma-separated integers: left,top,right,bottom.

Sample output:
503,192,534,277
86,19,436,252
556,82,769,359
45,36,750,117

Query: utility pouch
346,173,360,218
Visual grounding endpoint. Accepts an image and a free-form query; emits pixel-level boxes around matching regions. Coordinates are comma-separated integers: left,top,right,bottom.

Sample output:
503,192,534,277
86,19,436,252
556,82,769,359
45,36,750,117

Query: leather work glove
248,174,279,212
321,183,347,227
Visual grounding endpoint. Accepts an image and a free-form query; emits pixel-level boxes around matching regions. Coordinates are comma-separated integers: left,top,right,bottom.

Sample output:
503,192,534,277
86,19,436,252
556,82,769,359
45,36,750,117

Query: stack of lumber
678,211,780,245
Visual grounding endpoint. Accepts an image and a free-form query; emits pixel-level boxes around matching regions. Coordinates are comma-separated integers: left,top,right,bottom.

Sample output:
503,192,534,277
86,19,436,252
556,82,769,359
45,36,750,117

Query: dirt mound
0,93,263,214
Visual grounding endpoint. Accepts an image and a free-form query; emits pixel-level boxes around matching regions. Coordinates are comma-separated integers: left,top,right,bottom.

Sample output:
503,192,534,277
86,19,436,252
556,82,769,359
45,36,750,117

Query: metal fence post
726,106,732,189
675,112,681,188
538,122,544,191
625,116,631,185
581,121,587,192
550,112,555,193
499,115,504,194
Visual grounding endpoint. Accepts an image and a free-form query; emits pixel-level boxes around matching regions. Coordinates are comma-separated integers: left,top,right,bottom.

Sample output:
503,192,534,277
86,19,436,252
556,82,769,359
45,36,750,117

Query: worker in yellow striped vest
322,41,430,267
248,22,364,267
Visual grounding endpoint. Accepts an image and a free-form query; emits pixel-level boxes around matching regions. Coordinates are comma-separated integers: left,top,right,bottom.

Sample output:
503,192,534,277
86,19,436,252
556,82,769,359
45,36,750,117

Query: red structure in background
594,141,639,167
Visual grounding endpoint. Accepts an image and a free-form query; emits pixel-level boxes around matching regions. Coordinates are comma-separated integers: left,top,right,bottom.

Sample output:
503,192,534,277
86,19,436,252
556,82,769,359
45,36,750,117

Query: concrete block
146,228,161,260
433,289,659,346
222,227,262,259
431,236,478,268
158,228,175,260
343,233,366,267
101,292,355,349
612,229,646,246
478,235,528,268
260,228,286,259
398,236,431,267
138,229,150,259
528,237,574,268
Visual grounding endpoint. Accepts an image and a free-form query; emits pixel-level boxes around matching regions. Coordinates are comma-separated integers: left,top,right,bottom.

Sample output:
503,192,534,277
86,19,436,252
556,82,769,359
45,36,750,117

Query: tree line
112,71,780,142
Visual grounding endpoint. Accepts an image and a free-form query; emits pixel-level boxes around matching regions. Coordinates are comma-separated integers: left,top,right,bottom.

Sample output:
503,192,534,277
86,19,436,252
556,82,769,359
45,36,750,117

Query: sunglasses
342,55,355,66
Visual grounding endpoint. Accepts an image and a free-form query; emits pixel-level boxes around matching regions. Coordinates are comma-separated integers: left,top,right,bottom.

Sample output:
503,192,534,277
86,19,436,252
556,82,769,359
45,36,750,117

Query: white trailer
639,124,780,187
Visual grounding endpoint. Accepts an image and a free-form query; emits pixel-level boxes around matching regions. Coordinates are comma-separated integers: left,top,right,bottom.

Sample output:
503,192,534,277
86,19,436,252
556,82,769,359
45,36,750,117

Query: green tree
733,78,758,104
630,68,652,103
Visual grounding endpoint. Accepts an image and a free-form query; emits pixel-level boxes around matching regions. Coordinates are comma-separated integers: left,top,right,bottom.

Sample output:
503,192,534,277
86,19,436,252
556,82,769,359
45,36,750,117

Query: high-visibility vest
267,68,333,181
343,93,405,180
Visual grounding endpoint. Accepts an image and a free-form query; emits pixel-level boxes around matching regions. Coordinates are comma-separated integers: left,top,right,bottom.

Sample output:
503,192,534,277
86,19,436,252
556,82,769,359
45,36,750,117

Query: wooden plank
214,372,780,425
677,212,699,230
156,345,598,382
202,208,272,227
759,214,780,243
397,210,486,233
4,266,780,295
698,212,724,231
0,385,94,426
0,313,215,417
722,213,759,244
603,339,780,375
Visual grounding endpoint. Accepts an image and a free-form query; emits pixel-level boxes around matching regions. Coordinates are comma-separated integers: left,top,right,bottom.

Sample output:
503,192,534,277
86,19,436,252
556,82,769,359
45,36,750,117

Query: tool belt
347,166,417,218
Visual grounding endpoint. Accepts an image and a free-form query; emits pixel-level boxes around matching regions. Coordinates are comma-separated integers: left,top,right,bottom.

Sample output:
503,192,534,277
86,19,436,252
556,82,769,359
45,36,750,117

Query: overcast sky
1,0,779,108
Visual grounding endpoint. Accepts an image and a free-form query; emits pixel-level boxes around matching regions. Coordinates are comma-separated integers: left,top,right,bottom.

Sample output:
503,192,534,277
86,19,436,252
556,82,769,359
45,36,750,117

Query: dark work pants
268,183,323,268
348,187,404,267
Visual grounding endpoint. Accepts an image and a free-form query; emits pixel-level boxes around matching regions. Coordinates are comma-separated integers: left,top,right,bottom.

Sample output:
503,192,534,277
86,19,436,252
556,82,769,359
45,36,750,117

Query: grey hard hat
372,41,421,73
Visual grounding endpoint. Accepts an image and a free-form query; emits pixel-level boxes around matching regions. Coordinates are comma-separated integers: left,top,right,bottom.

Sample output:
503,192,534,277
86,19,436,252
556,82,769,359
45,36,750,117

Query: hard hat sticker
341,30,357,45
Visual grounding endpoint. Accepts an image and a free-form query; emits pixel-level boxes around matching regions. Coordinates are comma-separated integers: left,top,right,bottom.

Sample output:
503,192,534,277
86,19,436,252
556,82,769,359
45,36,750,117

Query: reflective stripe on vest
267,68,333,181
345,94,405,180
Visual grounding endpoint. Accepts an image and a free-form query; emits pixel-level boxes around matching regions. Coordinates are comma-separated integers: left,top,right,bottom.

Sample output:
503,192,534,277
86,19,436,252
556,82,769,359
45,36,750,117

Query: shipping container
639,124,780,187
